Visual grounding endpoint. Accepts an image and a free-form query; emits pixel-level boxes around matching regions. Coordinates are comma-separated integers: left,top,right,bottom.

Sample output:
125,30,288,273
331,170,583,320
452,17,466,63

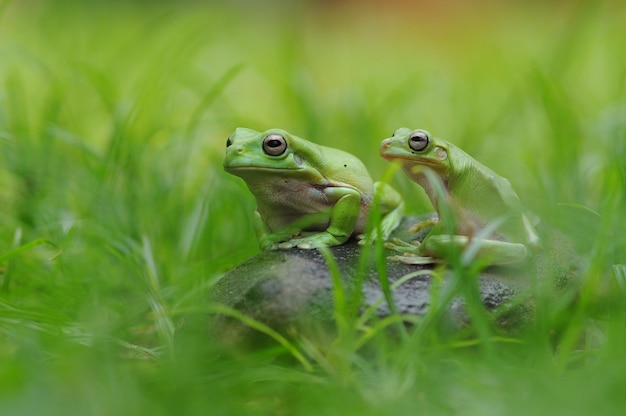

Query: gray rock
178,215,580,346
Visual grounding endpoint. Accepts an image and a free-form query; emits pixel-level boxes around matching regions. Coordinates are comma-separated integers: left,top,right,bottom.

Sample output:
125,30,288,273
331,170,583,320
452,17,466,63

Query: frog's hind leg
423,235,529,265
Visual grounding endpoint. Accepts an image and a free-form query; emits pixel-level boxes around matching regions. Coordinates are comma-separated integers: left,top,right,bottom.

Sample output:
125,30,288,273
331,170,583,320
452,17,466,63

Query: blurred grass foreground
1,0,626,414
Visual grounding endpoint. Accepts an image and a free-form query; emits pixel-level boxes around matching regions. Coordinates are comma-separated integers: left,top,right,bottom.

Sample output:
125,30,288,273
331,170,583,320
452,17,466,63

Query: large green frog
224,128,403,250
380,128,541,265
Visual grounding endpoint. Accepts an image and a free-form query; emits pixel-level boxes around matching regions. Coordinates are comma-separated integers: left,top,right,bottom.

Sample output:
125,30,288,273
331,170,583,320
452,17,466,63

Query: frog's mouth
224,165,303,171
381,154,442,168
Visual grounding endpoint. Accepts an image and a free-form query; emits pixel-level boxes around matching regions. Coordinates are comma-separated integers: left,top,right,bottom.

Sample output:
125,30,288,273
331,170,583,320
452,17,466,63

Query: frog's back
315,143,374,193
448,145,519,203
448,145,528,239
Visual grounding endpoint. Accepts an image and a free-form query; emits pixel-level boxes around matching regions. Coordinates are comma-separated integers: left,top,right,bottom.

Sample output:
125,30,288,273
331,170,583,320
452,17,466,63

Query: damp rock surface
178,215,580,345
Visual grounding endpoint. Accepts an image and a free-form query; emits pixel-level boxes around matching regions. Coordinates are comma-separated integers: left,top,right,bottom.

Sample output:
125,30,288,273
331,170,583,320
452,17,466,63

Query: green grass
1,0,626,414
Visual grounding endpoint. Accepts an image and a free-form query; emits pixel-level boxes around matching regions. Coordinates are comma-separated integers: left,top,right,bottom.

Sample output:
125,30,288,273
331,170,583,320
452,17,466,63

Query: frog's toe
296,241,315,249
385,238,419,252
408,219,438,234
275,241,296,250
387,254,415,263
388,254,438,265
356,233,372,246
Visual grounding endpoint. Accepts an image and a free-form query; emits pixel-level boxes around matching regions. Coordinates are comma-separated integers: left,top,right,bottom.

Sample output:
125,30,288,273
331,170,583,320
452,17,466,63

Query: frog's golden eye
408,130,429,152
263,134,287,156
226,135,233,147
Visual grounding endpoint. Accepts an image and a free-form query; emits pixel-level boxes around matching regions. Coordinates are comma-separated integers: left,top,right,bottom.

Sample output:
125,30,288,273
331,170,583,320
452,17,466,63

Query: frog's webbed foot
355,231,387,246
382,237,439,264
356,230,390,246
261,231,300,250
384,237,420,253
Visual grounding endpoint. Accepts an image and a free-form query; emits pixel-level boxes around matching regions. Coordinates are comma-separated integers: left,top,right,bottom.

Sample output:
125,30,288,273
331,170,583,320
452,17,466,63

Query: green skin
380,128,541,265
224,128,403,250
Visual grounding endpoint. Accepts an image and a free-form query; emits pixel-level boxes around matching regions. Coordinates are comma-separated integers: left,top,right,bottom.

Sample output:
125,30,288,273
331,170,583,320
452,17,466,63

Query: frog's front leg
276,187,361,249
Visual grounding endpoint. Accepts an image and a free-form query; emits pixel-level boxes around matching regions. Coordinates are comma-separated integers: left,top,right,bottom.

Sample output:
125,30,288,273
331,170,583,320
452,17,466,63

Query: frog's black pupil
267,139,281,148
226,137,232,147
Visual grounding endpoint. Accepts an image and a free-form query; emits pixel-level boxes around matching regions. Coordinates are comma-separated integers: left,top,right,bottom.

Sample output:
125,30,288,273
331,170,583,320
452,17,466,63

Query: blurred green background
1,0,625,414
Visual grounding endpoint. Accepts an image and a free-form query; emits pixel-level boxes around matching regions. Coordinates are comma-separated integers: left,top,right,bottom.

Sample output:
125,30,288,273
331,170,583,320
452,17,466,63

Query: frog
379,128,541,265
224,127,403,250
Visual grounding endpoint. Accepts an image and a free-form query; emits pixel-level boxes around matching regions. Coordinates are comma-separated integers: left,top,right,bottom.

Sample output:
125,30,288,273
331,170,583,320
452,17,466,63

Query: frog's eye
408,130,430,152
263,134,287,156
226,135,233,147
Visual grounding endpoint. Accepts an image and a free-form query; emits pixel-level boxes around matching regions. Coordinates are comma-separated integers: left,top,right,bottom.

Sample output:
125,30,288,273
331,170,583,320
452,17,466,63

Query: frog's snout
379,138,392,155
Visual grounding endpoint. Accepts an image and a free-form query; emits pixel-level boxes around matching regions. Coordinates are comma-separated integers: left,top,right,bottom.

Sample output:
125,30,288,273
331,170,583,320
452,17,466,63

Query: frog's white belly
251,179,370,234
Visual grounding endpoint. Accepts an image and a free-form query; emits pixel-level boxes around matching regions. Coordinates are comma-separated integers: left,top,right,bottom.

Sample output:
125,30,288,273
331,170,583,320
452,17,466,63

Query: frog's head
224,127,320,175
380,128,450,177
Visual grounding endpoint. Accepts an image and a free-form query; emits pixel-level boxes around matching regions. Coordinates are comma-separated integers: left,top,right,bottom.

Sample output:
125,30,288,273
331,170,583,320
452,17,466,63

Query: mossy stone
177,215,580,346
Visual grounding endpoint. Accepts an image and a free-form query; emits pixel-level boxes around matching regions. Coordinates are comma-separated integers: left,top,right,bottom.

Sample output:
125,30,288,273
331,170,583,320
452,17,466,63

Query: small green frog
380,128,541,265
224,128,403,250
